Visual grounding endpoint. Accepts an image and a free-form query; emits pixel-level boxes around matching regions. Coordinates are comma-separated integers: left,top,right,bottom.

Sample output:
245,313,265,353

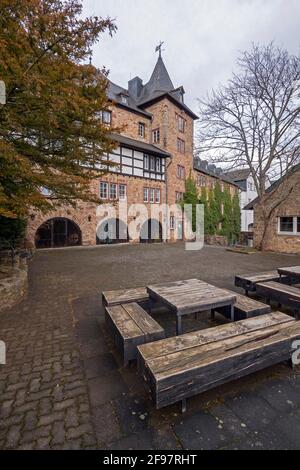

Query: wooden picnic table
278,266,300,284
147,278,236,335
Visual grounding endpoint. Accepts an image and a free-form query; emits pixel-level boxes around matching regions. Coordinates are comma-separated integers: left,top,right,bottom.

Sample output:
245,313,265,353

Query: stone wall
253,170,300,253
205,234,228,246
0,253,28,313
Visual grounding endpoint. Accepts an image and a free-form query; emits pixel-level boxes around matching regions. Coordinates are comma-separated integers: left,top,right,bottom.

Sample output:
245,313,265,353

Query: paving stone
225,392,278,431
92,403,122,445
83,353,118,379
87,372,128,407
173,410,235,450
37,411,64,427
255,378,300,413
113,395,149,435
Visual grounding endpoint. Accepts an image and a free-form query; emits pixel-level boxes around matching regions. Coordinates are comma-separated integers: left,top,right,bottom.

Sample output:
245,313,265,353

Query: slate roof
244,162,300,210
110,133,171,158
193,159,240,187
107,81,152,118
223,169,251,183
107,55,198,120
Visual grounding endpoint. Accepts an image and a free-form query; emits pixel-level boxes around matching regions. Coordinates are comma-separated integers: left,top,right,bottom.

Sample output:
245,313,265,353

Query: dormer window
121,94,128,105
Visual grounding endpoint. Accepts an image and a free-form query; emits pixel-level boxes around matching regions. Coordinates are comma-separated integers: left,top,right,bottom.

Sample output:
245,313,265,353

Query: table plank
147,279,236,314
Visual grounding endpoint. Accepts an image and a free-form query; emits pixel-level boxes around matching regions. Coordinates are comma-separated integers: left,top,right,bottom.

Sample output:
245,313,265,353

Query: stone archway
96,218,129,245
35,218,82,249
140,219,163,243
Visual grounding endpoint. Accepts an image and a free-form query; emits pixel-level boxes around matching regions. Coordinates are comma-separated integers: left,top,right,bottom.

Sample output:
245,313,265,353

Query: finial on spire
155,41,165,58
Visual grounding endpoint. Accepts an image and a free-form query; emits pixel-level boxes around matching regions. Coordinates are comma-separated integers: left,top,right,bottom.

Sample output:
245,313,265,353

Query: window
177,138,185,153
143,188,149,202
177,165,185,179
144,154,149,170
100,182,108,199
155,189,160,203
121,94,128,104
278,216,300,235
175,191,183,202
156,158,161,173
150,156,156,172
197,175,206,187
152,128,160,144
150,189,155,203
279,217,294,233
170,216,175,230
109,183,117,200
119,184,126,200
138,122,145,138
176,114,186,133
101,111,112,125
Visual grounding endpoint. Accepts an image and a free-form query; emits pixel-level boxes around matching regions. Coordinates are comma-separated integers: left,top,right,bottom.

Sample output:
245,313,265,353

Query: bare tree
196,43,300,249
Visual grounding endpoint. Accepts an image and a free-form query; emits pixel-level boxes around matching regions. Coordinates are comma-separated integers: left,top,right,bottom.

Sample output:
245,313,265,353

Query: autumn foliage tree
0,0,117,220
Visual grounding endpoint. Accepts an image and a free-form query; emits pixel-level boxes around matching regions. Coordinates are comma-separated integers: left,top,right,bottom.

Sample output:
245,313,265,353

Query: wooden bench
235,271,286,295
256,281,300,318
137,312,299,412
214,290,271,321
102,287,149,307
105,302,164,366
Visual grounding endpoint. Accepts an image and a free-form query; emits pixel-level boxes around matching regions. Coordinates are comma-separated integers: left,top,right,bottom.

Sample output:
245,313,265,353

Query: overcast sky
82,0,300,113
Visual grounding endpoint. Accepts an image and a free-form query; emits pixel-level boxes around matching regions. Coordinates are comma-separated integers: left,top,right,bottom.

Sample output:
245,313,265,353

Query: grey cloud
82,0,300,113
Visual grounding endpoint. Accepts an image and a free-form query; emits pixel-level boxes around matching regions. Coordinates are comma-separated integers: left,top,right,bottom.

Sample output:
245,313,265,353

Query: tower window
138,122,145,138
152,128,160,144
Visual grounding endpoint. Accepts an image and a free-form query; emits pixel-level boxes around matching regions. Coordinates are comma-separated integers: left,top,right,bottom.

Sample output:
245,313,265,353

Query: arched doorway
35,218,82,249
140,219,162,243
96,218,129,245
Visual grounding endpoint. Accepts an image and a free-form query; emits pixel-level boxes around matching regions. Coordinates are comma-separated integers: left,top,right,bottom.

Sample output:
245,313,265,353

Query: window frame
138,122,145,138
278,216,300,236
155,189,161,204
118,184,126,201
149,188,155,204
177,165,185,180
152,128,160,144
177,114,186,133
101,110,112,125
177,137,185,154
99,181,108,199
170,215,175,230
143,187,149,203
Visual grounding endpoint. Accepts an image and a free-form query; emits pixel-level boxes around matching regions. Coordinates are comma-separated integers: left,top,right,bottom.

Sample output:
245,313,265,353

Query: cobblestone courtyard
1,243,300,450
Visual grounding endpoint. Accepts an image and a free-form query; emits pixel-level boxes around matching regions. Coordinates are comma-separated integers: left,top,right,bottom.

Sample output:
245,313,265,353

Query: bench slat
122,303,164,337
137,312,298,409
215,290,271,320
102,287,148,306
138,311,293,361
154,323,300,409
105,302,164,366
235,271,283,292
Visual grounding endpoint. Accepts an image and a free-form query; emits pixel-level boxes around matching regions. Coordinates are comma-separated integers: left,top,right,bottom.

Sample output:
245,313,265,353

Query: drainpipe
165,156,172,242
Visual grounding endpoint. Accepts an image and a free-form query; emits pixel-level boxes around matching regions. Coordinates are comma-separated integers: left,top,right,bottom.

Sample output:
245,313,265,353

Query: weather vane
155,41,165,58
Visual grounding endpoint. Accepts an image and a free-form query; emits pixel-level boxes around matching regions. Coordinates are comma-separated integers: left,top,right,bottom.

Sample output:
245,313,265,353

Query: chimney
128,76,143,98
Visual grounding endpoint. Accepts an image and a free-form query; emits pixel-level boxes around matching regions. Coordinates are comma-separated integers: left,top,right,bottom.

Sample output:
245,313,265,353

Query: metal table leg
176,316,182,336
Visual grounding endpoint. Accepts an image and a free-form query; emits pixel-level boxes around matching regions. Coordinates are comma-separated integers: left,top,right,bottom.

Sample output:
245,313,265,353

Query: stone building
27,51,238,248
245,163,300,253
